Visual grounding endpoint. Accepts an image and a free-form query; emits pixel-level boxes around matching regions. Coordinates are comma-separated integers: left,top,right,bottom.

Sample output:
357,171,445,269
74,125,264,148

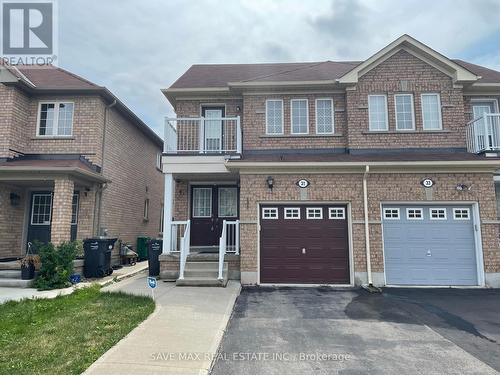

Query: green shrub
74,240,84,259
34,241,77,290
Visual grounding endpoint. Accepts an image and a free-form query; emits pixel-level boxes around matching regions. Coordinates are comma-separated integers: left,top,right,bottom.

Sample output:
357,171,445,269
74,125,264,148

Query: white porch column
162,173,174,254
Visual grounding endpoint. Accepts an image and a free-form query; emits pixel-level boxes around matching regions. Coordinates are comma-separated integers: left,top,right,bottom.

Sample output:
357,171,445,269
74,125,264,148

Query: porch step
176,277,228,287
0,261,20,271
184,261,223,270
0,270,22,279
176,261,228,287
0,278,32,288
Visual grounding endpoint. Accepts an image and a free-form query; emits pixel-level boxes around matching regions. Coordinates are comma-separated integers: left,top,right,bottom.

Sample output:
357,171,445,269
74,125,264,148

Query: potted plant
19,243,41,280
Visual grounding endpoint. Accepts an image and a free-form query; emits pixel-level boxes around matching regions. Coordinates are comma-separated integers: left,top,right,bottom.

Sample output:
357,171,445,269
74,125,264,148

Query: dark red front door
190,185,238,246
260,204,350,284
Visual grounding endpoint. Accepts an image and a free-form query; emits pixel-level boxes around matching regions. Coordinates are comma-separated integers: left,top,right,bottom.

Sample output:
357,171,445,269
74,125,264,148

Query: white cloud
56,0,500,136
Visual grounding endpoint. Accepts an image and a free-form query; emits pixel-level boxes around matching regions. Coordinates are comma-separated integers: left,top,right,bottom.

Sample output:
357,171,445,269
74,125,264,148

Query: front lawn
0,285,155,375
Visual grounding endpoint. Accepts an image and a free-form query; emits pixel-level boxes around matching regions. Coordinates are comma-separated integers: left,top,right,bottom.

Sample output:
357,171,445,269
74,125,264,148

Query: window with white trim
421,94,442,130
453,208,470,220
156,153,162,169
430,208,447,220
315,98,334,134
143,198,150,221
384,208,400,219
306,207,323,219
368,95,388,131
37,102,74,136
406,208,423,220
218,187,238,218
395,94,415,130
328,207,345,219
291,99,309,134
266,99,283,135
262,207,278,219
71,193,79,225
31,193,52,225
284,207,300,219
192,188,212,218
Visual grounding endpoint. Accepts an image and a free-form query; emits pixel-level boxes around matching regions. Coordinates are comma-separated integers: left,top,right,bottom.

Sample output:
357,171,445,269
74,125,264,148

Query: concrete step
184,261,224,271
0,261,20,271
0,278,32,288
176,276,228,287
0,270,22,279
184,269,220,278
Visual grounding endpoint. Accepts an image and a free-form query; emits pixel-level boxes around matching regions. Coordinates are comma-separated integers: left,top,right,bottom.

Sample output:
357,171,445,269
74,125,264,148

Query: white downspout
363,165,373,286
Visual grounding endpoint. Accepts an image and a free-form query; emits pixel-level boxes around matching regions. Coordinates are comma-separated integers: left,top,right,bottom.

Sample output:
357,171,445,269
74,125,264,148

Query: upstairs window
266,99,283,135
395,94,415,131
291,99,309,134
368,95,388,131
421,94,442,130
316,98,334,134
37,102,74,136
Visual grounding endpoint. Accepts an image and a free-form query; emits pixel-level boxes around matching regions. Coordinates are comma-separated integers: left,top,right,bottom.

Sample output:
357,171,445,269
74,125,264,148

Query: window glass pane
218,187,237,217
193,188,212,217
369,96,387,130
262,207,278,219
395,95,414,130
266,100,283,134
31,194,52,224
422,94,441,130
291,100,308,134
57,103,74,136
71,194,79,224
316,99,333,133
39,103,55,135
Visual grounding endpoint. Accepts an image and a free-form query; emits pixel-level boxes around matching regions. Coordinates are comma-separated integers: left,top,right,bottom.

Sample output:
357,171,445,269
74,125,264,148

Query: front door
27,192,53,251
202,107,224,152
190,185,238,247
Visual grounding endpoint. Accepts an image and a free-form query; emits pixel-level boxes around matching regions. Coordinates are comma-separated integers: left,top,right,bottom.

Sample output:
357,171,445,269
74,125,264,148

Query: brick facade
0,183,26,257
50,179,75,244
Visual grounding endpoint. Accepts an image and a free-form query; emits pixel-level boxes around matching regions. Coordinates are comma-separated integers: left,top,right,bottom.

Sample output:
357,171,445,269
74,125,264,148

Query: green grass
0,285,155,375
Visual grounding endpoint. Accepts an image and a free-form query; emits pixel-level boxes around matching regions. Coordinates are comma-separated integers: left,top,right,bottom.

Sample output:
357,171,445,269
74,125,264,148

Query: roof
2,64,163,147
453,60,500,84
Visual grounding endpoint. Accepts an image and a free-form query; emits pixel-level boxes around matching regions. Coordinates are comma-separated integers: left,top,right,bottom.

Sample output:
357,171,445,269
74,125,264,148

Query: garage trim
380,201,485,287
257,201,355,287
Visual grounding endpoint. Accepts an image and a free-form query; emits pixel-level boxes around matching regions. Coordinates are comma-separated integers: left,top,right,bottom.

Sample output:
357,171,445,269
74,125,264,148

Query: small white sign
421,178,434,188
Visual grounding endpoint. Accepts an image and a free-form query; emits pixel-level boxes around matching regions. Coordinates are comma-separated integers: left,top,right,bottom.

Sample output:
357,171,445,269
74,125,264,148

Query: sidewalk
83,275,241,375
0,261,148,304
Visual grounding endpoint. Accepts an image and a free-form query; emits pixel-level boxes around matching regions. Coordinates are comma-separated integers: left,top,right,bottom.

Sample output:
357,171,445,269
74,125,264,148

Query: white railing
218,220,227,280
164,116,242,154
466,114,500,153
218,220,239,280
171,220,190,279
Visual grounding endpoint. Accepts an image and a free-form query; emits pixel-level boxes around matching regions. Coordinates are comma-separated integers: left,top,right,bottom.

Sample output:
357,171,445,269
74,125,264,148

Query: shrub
34,241,77,290
74,240,84,259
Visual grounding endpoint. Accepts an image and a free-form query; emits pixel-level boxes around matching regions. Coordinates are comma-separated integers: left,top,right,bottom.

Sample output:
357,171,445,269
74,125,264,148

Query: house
160,35,500,288
0,64,164,275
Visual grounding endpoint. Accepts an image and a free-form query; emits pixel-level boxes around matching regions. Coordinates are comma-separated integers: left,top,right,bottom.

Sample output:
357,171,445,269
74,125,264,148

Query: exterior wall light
266,176,274,190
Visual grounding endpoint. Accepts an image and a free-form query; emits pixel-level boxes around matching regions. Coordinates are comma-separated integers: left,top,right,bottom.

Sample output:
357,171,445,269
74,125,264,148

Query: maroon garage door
260,205,350,284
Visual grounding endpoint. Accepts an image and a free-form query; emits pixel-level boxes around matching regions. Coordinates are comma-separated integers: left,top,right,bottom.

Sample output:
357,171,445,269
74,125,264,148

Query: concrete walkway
83,275,241,375
0,261,148,304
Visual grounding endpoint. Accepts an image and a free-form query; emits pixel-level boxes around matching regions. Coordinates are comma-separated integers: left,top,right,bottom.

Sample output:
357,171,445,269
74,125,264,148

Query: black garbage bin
147,239,162,277
83,238,118,278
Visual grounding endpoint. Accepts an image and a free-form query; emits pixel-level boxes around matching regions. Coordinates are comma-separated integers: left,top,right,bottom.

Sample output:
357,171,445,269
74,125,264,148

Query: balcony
466,114,500,154
164,116,241,155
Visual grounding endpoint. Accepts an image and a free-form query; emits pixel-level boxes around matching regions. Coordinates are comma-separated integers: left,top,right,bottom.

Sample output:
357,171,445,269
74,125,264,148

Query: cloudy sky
57,0,500,136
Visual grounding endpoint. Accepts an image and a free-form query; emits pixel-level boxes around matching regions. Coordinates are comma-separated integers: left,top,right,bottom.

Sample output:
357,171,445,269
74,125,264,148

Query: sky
56,0,500,136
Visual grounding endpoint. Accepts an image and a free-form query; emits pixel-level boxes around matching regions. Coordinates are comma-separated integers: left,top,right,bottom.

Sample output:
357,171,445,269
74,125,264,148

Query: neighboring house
0,64,164,264
160,34,500,288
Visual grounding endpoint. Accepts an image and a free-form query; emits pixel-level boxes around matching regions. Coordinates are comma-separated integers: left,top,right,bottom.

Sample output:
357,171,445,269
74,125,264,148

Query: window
329,207,345,219
192,188,212,218
71,193,79,225
430,208,447,220
406,208,423,220
159,203,164,233
143,198,150,220
384,208,400,219
284,207,300,219
291,99,309,134
262,207,278,219
37,102,74,136
156,153,162,169
306,207,323,219
218,187,237,217
266,99,283,135
315,98,334,134
31,193,52,225
395,94,415,130
368,95,388,131
421,94,442,130
453,208,470,220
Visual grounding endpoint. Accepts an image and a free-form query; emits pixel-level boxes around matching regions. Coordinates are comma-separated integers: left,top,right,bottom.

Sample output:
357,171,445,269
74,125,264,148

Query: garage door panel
383,204,478,286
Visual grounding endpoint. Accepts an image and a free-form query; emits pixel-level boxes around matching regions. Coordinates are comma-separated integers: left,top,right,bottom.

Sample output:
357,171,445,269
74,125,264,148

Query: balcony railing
165,116,241,154
466,114,500,154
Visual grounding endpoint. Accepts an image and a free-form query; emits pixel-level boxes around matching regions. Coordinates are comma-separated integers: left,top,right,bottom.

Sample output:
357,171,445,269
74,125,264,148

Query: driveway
211,287,500,375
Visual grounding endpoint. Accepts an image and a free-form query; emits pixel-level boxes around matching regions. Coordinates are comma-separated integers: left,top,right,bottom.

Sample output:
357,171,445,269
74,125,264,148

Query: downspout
363,165,373,286
95,99,117,236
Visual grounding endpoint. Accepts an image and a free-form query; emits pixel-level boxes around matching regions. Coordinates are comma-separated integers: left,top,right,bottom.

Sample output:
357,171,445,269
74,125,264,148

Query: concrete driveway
211,287,500,375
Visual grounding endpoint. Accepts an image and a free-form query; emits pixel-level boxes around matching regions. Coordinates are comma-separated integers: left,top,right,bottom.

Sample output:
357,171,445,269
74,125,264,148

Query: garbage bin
136,236,150,261
147,239,162,277
83,238,118,278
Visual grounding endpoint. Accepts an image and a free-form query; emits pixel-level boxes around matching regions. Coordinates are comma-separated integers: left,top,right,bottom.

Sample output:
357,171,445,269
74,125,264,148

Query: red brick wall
0,183,26,257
